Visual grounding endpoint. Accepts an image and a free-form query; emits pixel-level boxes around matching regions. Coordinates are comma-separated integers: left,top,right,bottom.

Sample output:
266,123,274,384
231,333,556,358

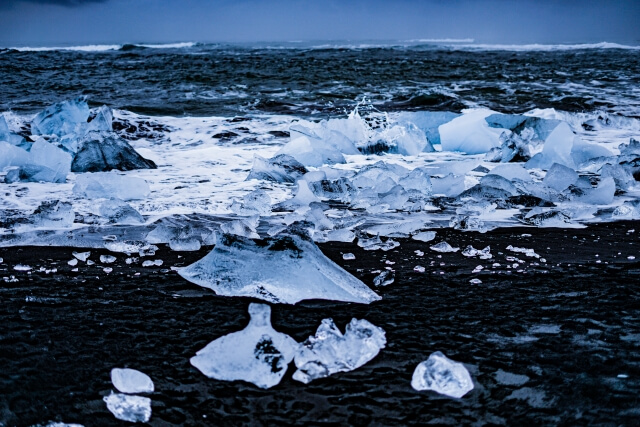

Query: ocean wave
446,42,640,51
7,42,198,53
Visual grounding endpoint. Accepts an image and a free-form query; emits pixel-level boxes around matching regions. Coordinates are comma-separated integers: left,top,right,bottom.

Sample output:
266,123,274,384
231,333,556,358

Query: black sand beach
1,221,639,426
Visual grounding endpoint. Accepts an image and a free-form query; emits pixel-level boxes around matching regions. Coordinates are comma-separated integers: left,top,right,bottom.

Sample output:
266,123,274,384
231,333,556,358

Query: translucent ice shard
72,131,156,172
0,116,26,147
462,245,492,259
103,392,151,423
412,231,437,242
543,163,578,192
179,227,380,304
579,176,615,205
98,199,145,225
73,172,150,200
411,351,474,398
190,303,299,389
247,154,308,183
439,109,505,154
0,141,29,170
292,318,386,384
230,189,271,216
526,122,576,169
31,97,90,137
373,270,395,287
31,201,74,229
110,368,154,394
430,242,460,253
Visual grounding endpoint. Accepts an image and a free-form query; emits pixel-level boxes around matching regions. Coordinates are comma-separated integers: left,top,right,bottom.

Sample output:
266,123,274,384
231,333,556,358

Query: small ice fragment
414,266,426,273
430,242,459,253
342,253,356,260
142,260,163,267
87,260,95,266
139,245,158,257
628,256,636,260
100,255,117,264
191,303,299,389
103,392,151,423
411,351,474,398
293,318,386,384
506,245,540,258
103,267,112,273
412,231,437,242
462,245,492,259
13,264,32,271
72,251,91,262
469,278,482,284
0,257,3,263
111,368,154,394
472,265,483,273
373,270,395,287
617,374,628,379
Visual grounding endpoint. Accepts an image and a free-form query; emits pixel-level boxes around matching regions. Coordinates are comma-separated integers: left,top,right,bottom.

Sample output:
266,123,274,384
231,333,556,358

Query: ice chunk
31,201,74,229
612,200,640,219
103,392,151,423
478,174,519,196
357,234,400,251
73,172,150,200
431,174,465,197
526,122,576,169
373,270,395,287
72,251,91,262
412,231,436,242
461,245,492,259
0,141,29,170
100,255,117,263
230,189,271,216
326,228,356,242
309,178,357,202
220,218,260,239
293,318,386,384
342,253,356,260
439,109,505,154
277,132,346,167
571,140,613,167
522,208,572,227
8,139,72,183
98,199,145,225
619,138,640,156
0,116,26,147
395,111,460,146
543,163,578,192
430,242,459,253
506,245,540,258
31,97,89,137
72,131,156,172
179,228,380,304
411,351,474,398
489,163,532,181
365,220,425,237
399,167,433,194
191,303,299,389
246,154,307,183
110,368,154,394
277,180,321,210
579,176,615,205
88,105,113,132
600,163,636,191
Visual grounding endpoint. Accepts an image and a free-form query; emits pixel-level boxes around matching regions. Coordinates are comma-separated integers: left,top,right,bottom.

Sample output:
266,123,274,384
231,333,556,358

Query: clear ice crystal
430,242,460,253
461,245,492,259
179,227,380,304
73,172,150,200
31,97,90,137
98,199,145,225
293,318,386,384
247,154,308,183
373,270,395,287
191,303,299,389
103,392,152,423
412,231,437,242
110,368,154,394
411,351,474,398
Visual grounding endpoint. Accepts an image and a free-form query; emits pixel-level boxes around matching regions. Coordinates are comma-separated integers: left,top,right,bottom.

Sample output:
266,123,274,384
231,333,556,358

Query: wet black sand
1,221,639,426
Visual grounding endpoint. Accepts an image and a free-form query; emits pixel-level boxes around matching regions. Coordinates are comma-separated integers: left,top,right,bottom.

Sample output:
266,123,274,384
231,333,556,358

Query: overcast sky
0,0,638,47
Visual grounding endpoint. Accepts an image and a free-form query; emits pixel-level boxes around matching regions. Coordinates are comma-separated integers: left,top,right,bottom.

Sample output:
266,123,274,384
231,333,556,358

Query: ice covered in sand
110,368,154,394
179,225,380,305
190,303,299,389
293,318,386,384
411,351,474,398
103,392,152,423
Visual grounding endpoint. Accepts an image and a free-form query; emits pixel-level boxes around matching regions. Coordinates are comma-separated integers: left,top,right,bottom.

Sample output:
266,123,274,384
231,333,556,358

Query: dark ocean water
1,44,639,118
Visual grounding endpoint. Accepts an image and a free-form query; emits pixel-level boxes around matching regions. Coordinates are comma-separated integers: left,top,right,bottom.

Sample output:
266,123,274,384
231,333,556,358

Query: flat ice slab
179,227,380,304
293,318,386,384
411,351,474,398
103,392,152,423
110,368,154,394
190,303,299,389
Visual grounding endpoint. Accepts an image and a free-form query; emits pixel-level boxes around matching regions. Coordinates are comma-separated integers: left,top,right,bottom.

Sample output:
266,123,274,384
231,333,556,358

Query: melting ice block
31,201,74,229
179,227,380,304
430,242,459,253
526,122,576,169
72,131,156,172
439,109,505,154
247,154,308,183
73,172,150,200
543,163,578,192
98,199,145,225
0,141,29,170
190,303,299,389
31,97,90,137
103,392,151,423
293,318,386,384
111,368,154,394
411,351,474,398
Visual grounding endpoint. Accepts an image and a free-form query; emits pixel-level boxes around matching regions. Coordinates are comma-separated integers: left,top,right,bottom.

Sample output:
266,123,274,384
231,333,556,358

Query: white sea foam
10,44,121,52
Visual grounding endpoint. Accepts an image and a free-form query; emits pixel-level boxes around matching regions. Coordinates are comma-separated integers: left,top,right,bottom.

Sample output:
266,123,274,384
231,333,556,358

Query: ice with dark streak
246,154,308,183
190,303,299,389
179,224,380,304
71,131,156,172
411,351,474,398
293,318,386,384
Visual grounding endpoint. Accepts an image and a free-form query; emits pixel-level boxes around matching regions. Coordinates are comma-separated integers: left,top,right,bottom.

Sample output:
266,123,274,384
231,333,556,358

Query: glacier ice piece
578,176,615,205
72,131,156,172
309,178,357,202
31,97,90,137
612,200,640,219
103,392,151,423
87,105,113,133
325,228,356,243
412,231,436,242
399,167,433,194
98,199,145,225
373,270,395,287
30,201,74,229
462,245,492,259
293,318,386,384
600,163,635,191
179,227,380,304
230,189,271,216
73,172,150,200
110,368,154,394
72,251,91,262
100,255,117,263
506,245,540,258
220,218,260,239
430,242,459,253
277,180,321,210
543,163,578,192
395,111,460,146
0,141,29,170
411,351,474,398
277,131,346,167
522,208,572,227
439,109,506,154
357,234,400,251
365,220,424,238
246,154,308,183
526,122,576,169
8,139,72,183
431,174,465,197
489,163,532,181
191,303,299,389
0,116,26,147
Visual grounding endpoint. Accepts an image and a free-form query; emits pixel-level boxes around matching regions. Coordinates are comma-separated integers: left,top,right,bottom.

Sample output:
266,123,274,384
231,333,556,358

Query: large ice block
98,199,145,225
178,226,380,304
526,122,576,169
72,131,156,172
190,303,299,389
246,154,308,183
543,163,578,192
439,109,506,154
26,139,72,183
292,318,386,384
395,111,460,146
411,351,474,398
73,172,150,200
31,201,75,229
0,116,26,147
31,97,90,137
0,141,29,170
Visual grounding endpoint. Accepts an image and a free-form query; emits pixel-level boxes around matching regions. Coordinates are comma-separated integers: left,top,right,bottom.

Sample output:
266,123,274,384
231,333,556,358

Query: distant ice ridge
191,303,299,389
178,224,380,304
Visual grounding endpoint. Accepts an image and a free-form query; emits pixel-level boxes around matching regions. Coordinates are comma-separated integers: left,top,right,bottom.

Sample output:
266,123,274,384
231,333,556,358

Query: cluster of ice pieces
104,368,154,423
191,303,387,388
1,98,155,184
